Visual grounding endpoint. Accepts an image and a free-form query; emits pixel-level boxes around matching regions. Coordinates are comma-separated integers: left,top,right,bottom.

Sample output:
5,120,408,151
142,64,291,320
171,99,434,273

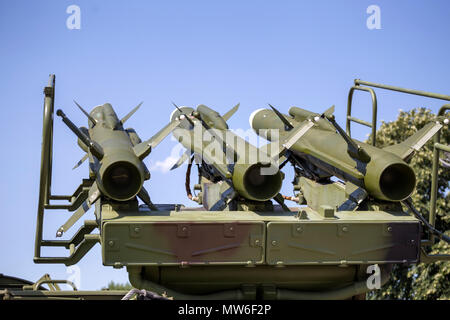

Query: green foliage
367,108,449,300
102,281,133,291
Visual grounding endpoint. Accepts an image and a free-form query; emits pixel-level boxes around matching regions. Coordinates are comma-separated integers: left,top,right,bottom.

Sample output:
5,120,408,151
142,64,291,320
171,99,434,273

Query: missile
55,102,179,236
250,105,443,202
169,103,284,210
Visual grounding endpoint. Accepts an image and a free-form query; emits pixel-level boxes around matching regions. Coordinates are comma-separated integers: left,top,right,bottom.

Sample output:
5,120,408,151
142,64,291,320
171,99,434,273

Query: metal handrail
429,105,450,242
346,84,378,146
33,279,78,291
34,75,100,265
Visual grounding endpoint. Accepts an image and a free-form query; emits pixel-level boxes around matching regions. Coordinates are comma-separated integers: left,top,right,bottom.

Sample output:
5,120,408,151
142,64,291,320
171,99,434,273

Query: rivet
134,227,140,233
182,227,187,232
387,226,393,232
342,226,348,232
108,240,114,247
255,239,260,245
272,240,277,246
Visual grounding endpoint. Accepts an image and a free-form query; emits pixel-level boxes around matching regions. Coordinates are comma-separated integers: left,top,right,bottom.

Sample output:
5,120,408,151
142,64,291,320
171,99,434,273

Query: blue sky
0,1,449,290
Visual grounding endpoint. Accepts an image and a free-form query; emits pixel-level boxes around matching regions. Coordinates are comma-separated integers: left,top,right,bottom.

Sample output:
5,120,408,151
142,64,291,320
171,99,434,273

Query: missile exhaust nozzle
232,162,283,202
365,158,416,201
97,151,146,201
102,161,143,201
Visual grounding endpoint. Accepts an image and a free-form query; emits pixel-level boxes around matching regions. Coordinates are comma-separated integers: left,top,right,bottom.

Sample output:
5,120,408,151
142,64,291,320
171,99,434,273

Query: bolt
255,240,260,245
182,226,187,232
296,226,302,232
387,226,393,232
272,240,277,246
342,226,348,232
134,227,140,233
229,226,234,231
108,240,114,247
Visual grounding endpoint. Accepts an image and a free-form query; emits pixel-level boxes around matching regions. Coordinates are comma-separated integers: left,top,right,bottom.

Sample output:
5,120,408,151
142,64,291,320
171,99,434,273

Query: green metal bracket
22,274,78,291
34,75,100,266
32,279,78,291
420,248,450,263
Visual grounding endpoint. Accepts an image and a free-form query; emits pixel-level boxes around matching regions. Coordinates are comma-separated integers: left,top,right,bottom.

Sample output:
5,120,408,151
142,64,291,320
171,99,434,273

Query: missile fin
138,186,158,210
268,103,294,130
273,193,291,211
172,101,195,126
72,153,89,170
74,100,97,126
120,101,143,125
56,183,100,237
170,149,193,170
133,118,181,160
383,121,443,161
222,103,240,121
322,105,335,117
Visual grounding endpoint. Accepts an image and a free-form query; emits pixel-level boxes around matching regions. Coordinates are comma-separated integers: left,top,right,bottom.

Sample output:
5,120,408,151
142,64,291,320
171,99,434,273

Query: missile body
75,103,147,201
58,102,178,202
171,105,283,206
250,107,416,201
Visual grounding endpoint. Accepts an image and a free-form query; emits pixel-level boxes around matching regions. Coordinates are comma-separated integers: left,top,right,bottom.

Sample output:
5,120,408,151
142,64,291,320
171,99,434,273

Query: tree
367,108,449,299
102,281,133,291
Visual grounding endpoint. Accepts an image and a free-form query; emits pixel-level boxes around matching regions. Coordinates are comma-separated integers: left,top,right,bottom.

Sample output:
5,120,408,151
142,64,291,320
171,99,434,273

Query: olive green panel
145,265,359,295
102,221,265,266
266,221,420,265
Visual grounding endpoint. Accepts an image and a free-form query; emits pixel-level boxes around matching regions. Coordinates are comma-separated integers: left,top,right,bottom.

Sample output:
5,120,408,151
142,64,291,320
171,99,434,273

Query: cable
402,198,450,244
185,156,198,202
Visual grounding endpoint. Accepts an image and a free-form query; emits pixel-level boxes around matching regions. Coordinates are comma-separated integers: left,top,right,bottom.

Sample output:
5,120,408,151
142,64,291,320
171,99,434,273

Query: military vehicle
0,75,448,300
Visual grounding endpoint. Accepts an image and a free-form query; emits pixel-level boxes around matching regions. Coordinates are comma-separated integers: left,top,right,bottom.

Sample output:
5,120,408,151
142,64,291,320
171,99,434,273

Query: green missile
170,104,283,208
58,102,179,201
250,106,441,202
55,102,179,236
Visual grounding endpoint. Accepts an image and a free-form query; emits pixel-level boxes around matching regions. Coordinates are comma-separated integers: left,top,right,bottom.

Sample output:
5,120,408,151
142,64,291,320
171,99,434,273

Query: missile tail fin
383,121,443,161
74,100,97,126
72,153,88,170
322,105,335,118
170,149,192,170
133,118,181,160
138,186,158,210
222,103,240,121
120,101,143,125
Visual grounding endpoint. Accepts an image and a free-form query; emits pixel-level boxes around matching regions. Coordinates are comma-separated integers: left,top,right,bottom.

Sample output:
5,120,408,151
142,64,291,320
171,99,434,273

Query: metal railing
34,75,100,265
